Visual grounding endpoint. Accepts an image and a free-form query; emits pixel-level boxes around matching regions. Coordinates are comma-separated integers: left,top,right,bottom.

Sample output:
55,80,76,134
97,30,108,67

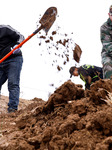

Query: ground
1,79,112,149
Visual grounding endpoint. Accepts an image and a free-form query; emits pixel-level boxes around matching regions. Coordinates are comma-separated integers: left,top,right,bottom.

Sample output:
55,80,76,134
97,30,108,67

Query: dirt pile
1,79,112,149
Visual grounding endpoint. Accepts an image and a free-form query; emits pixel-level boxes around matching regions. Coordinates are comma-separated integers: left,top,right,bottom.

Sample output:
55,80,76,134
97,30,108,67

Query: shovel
0,7,57,63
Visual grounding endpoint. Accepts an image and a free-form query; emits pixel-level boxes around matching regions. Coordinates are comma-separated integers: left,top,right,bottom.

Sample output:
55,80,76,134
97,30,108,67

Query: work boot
8,108,17,113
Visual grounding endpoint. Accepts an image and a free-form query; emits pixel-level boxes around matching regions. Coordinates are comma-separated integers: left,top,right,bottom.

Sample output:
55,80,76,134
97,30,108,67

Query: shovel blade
39,7,57,33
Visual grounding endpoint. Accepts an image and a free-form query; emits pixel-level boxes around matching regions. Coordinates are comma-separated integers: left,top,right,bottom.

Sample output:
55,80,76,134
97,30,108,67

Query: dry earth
1,79,112,149
0,95,36,114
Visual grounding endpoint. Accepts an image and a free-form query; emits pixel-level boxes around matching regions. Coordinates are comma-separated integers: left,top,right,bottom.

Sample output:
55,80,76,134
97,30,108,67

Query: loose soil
1,79,112,149
37,30,82,71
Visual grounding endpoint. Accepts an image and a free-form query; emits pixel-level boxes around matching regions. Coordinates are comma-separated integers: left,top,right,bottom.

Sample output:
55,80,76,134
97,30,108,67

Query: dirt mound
1,79,112,149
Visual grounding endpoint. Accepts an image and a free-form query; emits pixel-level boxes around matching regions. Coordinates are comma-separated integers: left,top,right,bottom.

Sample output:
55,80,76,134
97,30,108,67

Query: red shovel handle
0,7,57,63
0,26,42,63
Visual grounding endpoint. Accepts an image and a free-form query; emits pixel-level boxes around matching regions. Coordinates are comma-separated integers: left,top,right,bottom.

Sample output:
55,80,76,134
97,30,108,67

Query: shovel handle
0,26,42,63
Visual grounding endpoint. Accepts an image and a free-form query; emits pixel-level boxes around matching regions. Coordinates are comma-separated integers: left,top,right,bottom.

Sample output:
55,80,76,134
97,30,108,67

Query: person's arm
100,22,112,54
93,66,103,79
84,76,91,90
85,82,90,90
0,25,25,44
79,66,92,89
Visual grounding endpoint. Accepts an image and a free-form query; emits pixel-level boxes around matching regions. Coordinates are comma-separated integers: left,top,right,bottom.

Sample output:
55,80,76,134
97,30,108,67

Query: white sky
0,0,112,100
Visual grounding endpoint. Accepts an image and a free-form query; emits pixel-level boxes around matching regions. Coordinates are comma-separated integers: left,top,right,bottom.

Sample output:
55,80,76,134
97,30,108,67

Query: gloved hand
12,45,21,54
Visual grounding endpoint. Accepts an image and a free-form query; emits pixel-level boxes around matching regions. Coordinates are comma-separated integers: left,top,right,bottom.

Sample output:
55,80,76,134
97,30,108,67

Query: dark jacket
78,64,103,89
0,25,25,60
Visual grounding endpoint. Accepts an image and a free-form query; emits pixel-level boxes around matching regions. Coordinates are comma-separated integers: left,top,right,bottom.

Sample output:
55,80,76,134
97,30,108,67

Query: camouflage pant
102,52,112,79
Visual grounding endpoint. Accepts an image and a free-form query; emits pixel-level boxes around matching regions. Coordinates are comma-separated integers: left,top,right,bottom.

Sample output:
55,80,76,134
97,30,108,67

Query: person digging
69,64,103,90
0,7,57,113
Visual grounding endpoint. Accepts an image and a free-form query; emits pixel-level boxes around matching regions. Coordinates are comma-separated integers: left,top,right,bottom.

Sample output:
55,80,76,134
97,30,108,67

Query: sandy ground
0,95,35,114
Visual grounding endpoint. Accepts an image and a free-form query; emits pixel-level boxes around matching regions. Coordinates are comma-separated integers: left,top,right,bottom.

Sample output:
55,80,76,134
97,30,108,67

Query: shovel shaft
0,26,42,63
0,7,57,63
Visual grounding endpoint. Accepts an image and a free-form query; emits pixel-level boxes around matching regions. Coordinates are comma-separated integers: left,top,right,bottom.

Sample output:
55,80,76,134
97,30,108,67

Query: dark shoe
8,108,17,113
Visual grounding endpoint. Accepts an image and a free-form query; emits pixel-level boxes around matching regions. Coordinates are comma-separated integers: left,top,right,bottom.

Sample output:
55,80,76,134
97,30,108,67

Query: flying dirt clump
37,28,82,72
73,43,82,63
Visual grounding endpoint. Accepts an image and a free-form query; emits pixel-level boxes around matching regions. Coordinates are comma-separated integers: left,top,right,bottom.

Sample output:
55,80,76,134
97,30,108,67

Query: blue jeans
0,56,23,110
